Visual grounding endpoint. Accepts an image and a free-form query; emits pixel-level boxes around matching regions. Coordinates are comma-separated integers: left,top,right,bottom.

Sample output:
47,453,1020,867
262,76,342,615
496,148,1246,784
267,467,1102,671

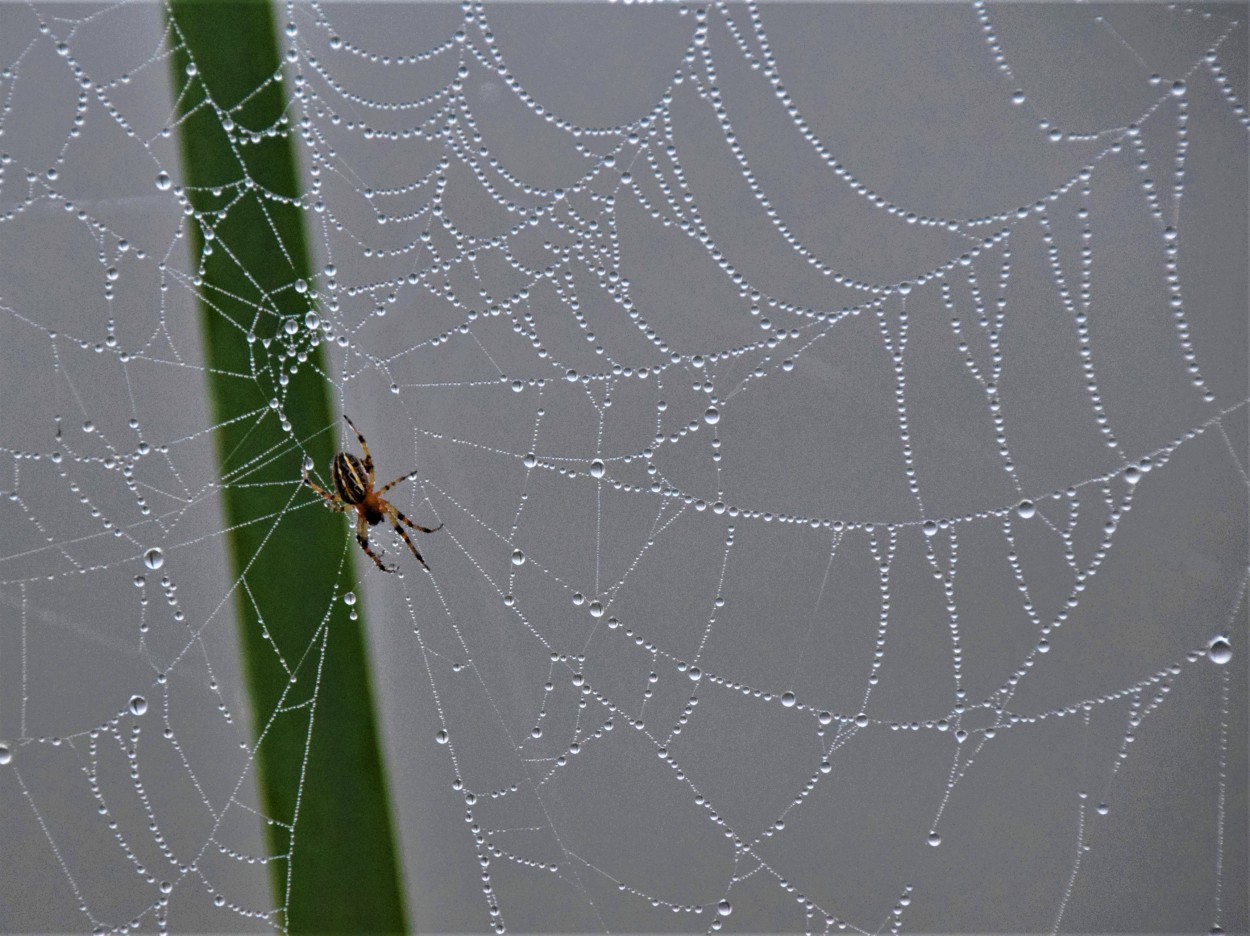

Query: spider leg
303,472,347,511
390,502,443,535
377,469,418,496
342,413,375,486
356,511,395,573
383,504,434,569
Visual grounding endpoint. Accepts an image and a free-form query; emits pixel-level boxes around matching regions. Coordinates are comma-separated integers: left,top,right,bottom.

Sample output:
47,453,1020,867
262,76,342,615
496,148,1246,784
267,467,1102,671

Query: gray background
0,2,1246,934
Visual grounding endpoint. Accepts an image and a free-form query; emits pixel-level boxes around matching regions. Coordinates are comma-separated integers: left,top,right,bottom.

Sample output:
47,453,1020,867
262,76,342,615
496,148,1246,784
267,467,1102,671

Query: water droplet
780,691,796,708
343,591,356,606
1096,802,1110,815
588,600,604,618
133,574,146,588
435,729,448,744
927,831,941,846
1170,79,1186,97
1208,637,1231,665
155,171,172,191
955,729,967,743
717,900,732,917
523,452,537,469
818,710,832,726
284,318,299,335
572,592,585,606
854,713,869,728
129,695,147,716
1016,500,1035,519
0,744,12,765
704,407,720,425
304,312,320,330
590,459,605,479
144,548,164,570
531,726,542,739
688,667,701,681
302,454,314,473
922,520,937,537
1124,465,1141,484
511,550,525,566
512,380,523,393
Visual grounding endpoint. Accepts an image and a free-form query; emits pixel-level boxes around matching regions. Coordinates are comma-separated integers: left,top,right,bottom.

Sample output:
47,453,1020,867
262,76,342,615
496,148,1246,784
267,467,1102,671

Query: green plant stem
166,2,408,931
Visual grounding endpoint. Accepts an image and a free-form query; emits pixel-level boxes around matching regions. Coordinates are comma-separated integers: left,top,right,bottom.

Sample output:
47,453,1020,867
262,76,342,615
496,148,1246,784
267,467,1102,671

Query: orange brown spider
303,414,442,573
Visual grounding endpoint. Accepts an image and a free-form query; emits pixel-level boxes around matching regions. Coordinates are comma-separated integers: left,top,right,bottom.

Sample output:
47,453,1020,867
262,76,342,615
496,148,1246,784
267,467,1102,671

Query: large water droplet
717,900,732,917
511,550,525,566
0,744,10,765
1016,500,1035,519
144,548,164,570
780,691,796,708
155,171,172,191
927,831,941,846
704,407,720,425
1208,637,1231,665
590,459,605,479
129,695,147,716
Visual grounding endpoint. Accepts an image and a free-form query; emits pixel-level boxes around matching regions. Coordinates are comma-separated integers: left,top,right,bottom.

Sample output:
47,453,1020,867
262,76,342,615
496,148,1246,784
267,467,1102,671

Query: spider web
1,1,1247,933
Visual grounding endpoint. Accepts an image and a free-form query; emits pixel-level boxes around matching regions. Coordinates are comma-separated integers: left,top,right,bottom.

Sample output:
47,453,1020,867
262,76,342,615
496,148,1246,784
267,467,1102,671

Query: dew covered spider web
1,2,1248,934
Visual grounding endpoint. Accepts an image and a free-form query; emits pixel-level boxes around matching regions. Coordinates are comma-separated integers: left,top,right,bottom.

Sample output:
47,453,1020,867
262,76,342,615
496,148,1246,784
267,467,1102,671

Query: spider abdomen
331,452,370,504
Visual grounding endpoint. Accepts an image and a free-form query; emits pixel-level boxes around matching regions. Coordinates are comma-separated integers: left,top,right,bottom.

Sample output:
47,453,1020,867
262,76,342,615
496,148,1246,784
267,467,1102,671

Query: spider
303,414,442,573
